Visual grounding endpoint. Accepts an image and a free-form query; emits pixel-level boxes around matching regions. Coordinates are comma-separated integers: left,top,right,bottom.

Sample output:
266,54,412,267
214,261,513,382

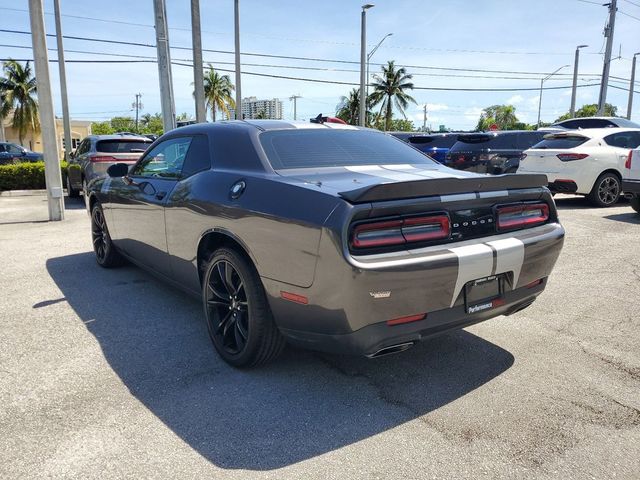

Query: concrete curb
0,189,50,197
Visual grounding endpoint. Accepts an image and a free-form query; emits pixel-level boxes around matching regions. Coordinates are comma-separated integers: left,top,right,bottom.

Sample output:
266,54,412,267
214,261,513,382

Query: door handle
155,191,166,200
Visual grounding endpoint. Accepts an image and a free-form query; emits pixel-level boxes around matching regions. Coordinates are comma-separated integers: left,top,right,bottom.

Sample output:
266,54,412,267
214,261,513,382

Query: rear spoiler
338,174,548,203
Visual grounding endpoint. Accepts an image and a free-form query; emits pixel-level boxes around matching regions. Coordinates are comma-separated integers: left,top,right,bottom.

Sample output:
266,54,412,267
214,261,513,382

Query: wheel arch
197,229,258,286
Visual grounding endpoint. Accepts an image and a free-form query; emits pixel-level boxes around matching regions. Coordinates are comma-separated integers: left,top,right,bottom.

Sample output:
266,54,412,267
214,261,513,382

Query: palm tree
336,89,361,125
202,66,235,121
369,61,416,131
0,88,10,142
0,60,39,145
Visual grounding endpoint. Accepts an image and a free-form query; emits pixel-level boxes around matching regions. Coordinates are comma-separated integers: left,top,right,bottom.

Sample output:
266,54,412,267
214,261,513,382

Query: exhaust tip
366,342,415,359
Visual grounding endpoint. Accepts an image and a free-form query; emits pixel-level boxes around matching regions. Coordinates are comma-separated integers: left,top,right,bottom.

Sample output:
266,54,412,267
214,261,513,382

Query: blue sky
1,0,639,129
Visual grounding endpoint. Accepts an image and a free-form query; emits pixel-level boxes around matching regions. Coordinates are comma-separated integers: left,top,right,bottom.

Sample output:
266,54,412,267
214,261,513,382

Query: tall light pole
359,4,374,127
153,0,176,132
290,94,301,121
234,0,242,120
191,0,206,123
537,65,569,128
627,52,639,120
53,0,71,162
28,0,64,220
597,0,617,115
570,45,588,118
366,32,392,109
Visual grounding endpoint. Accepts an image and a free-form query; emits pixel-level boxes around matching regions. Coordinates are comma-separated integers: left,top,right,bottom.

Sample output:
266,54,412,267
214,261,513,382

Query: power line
575,0,604,5
621,0,640,8
619,9,640,20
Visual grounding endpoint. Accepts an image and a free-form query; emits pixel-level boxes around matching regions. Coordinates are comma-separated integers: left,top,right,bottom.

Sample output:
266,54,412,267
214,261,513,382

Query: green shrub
0,161,68,191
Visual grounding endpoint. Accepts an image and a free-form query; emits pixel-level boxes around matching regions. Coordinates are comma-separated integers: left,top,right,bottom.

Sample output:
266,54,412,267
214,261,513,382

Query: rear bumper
548,179,578,193
263,222,564,354
622,179,640,195
280,280,545,356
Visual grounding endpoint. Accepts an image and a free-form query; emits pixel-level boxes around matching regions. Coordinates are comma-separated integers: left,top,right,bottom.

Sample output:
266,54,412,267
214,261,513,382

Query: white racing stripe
479,190,509,198
448,237,525,307
344,165,424,181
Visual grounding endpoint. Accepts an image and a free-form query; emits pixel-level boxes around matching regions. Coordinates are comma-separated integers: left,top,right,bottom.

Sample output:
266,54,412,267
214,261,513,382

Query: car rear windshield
96,139,151,153
259,129,436,169
531,135,589,149
450,133,516,150
408,135,457,148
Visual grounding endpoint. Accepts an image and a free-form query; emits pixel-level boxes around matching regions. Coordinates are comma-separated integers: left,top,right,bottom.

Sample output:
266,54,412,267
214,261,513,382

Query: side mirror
21,150,27,156
107,163,129,178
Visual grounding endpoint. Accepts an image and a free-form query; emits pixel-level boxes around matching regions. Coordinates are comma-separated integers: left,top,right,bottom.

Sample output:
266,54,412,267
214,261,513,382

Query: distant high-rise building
228,96,283,120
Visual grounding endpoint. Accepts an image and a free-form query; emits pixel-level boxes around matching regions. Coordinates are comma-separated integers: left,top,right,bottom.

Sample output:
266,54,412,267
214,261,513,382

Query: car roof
88,134,153,141
544,127,640,138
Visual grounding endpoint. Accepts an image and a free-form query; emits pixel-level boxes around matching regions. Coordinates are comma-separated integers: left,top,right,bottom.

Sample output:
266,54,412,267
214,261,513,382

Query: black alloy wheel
588,173,621,207
203,248,285,367
91,204,124,267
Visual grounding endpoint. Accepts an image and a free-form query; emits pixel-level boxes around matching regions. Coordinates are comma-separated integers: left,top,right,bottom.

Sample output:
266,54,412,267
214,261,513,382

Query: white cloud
464,107,483,121
506,95,524,105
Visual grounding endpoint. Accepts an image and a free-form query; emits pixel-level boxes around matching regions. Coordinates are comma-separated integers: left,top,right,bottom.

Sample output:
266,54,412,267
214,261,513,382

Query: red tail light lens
556,153,589,161
496,203,549,231
625,150,633,170
351,214,450,249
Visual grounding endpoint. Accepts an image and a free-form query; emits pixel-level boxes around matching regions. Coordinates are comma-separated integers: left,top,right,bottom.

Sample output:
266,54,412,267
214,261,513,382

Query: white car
518,128,640,207
623,147,640,214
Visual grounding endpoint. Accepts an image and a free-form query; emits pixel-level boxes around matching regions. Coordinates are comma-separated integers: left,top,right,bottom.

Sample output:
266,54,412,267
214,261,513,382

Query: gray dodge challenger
87,120,565,367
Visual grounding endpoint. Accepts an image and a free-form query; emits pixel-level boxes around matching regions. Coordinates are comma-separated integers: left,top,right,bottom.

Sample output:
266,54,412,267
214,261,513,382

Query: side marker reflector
387,313,426,326
280,291,308,305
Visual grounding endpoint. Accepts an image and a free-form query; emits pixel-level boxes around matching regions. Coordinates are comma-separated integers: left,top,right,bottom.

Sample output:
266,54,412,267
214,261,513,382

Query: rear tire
202,248,285,367
587,172,621,207
66,175,80,198
631,195,640,214
91,203,124,268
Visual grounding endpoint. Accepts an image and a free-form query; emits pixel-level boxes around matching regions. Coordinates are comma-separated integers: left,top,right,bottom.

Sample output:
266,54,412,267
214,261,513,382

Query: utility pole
570,45,588,118
132,93,143,132
153,0,176,132
290,94,301,120
234,0,242,120
53,0,71,162
191,0,206,123
597,0,617,116
423,104,427,132
28,0,64,220
627,53,639,120
359,4,374,127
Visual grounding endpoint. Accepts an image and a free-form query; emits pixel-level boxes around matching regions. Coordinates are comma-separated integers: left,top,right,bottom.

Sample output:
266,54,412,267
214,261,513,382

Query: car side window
76,139,89,156
7,144,23,154
180,135,211,178
131,137,192,179
604,132,638,149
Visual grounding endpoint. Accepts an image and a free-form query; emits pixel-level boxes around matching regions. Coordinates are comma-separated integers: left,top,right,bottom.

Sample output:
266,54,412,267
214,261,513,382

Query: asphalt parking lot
1,193,639,479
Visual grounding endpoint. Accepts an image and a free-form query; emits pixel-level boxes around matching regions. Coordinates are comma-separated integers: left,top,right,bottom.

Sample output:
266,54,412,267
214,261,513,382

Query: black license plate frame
464,275,504,314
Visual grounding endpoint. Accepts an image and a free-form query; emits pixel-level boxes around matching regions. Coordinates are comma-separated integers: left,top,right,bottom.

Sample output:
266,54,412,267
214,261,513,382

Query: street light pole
28,0,64,221
365,32,392,116
191,0,206,123
537,65,569,128
359,4,374,127
627,53,639,120
570,45,588,118
53,0,72,162
234,0,242,120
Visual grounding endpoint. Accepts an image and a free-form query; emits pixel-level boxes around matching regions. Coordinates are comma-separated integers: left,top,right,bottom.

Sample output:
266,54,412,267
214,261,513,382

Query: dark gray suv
66,134,152,197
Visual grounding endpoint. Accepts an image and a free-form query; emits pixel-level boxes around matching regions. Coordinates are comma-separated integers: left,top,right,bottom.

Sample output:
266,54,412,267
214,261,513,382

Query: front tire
91,203,124,268
588,173,621,207
66,175,80,198
202,248,285,367
631,195,640,214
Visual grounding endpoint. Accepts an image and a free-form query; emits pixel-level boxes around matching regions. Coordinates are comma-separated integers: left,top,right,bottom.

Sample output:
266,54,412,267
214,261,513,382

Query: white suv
623,147,640,214
517,128,640,207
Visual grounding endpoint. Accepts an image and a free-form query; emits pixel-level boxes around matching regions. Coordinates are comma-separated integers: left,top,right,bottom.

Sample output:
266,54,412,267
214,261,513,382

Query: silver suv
66,134,152,197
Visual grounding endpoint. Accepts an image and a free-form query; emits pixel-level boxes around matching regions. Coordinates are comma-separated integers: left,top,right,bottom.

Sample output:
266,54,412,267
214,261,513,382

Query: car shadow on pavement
603,212,640,224
553,195,628,211
47,252,514,471
64,196,86,210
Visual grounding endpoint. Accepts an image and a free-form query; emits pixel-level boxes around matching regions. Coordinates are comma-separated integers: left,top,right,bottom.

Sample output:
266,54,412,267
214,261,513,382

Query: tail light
625,150,633,170
556,153,588,161
496,203,549,231
351,214,450,249
89,155,138,162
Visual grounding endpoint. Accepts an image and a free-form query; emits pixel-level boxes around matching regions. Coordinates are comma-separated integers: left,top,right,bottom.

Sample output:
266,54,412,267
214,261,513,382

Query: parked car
86,120,564,367
0,142,43,165
389,132,458,163
550,117,640,130
622,147,640,214
518,128,640,207
445,130,547,174
66,134,152,197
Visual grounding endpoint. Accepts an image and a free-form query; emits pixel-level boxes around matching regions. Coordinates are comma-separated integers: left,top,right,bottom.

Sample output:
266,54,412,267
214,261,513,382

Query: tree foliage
476,104,521,131
0,60,39,145
369,61,417,131
202,66,235,121
554,103,618,122
91,112,164,136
